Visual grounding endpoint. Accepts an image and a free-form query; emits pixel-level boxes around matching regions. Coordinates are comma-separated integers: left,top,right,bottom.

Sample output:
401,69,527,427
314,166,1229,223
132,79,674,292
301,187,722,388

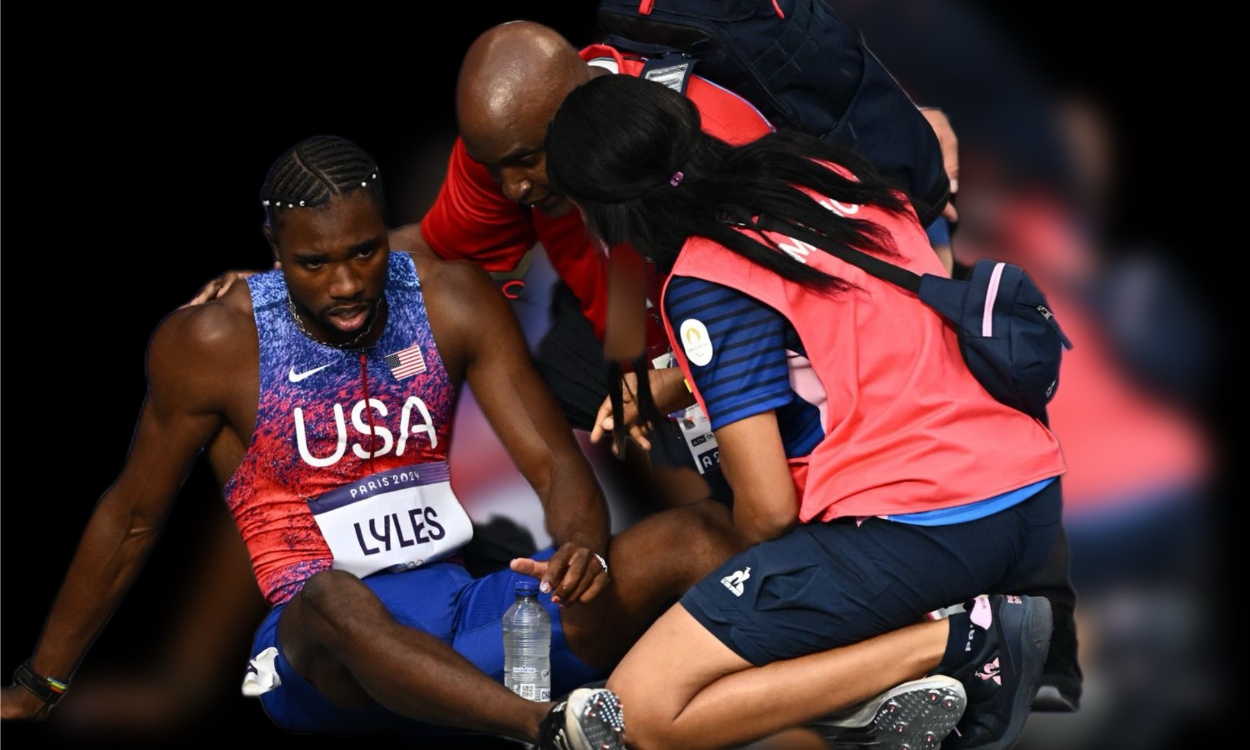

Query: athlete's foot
534,687,626,750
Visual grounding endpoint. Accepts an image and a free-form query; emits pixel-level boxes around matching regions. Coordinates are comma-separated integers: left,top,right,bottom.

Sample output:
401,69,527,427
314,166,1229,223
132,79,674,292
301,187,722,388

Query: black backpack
595,0,951,228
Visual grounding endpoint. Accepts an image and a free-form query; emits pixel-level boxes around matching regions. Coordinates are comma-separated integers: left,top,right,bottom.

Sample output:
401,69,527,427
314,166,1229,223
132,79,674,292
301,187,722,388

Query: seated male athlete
0,135,740,747
0,135,973,749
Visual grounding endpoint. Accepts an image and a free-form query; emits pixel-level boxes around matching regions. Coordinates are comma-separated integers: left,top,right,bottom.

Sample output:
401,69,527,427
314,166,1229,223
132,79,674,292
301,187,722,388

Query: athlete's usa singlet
226,253,472,606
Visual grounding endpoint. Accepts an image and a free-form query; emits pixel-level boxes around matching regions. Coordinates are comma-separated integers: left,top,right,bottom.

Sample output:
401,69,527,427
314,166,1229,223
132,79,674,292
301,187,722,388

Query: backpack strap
755,215,921,293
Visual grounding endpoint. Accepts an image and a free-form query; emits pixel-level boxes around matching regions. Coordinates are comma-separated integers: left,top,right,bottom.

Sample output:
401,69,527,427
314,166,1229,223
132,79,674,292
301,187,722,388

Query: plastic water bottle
502,581,551,701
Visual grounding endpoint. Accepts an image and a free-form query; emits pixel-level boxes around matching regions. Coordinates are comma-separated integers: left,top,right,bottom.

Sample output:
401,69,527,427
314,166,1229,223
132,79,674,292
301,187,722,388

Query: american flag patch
385,344,427,380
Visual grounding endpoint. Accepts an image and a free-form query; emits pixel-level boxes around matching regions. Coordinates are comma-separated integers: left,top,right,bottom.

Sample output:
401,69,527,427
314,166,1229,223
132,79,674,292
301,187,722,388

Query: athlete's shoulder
407,249,497,301
149,278,257,374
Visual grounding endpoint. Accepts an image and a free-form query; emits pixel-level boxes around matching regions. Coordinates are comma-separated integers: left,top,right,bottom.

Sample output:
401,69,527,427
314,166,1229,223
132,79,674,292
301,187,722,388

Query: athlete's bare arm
0,292,257,721
414,252,612,605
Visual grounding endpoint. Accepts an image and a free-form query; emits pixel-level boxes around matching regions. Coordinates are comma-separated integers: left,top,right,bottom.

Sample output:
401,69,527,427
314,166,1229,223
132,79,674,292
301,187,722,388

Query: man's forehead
458,74,568,164
461,117,547,168
274,193,384,247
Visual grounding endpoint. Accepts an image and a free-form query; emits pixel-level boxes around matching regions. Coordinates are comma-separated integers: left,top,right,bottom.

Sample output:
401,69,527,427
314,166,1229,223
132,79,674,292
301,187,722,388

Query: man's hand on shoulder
182,266,271,308
151,280,257,413
163,278,254,343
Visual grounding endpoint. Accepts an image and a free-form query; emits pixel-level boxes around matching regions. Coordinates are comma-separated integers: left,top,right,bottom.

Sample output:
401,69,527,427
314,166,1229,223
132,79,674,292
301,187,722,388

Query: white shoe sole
564,688,627,750
807,676,967,749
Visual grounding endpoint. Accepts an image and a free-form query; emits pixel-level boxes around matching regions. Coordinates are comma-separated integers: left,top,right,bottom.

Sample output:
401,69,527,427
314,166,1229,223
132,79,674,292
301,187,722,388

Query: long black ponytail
545,73,913,447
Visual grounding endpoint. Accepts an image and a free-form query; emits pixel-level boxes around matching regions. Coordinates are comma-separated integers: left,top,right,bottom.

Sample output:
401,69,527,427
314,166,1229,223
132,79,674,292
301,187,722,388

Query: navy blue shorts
680,481,1063,666
251,547,604,737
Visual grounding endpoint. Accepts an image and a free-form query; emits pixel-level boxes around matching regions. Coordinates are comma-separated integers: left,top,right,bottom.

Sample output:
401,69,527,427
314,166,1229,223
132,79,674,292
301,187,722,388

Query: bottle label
510,683,551,701
306,461,474,577
508,667,551,701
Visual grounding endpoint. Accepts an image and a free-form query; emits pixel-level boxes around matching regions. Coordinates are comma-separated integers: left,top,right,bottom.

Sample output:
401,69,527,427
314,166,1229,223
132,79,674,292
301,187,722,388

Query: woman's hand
590,367,695,454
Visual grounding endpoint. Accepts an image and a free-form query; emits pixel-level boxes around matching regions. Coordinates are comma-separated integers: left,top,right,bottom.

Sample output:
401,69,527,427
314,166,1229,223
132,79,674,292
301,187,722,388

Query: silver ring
592,553,609,576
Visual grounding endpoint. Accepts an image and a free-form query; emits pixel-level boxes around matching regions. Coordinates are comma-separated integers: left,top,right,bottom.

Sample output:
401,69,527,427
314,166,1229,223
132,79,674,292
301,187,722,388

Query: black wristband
13,661,69,706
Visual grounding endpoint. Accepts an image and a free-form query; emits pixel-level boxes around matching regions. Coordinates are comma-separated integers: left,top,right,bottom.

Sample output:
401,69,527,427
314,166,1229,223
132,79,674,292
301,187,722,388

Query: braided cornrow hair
260,135,385,231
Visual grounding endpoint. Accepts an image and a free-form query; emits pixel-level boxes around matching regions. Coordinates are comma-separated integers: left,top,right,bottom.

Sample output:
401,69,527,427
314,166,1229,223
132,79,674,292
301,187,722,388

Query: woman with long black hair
543,73,1066,750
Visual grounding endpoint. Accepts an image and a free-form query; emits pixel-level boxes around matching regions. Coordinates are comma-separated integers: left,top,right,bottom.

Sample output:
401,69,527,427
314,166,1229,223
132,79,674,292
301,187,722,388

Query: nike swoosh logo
288,363,332,383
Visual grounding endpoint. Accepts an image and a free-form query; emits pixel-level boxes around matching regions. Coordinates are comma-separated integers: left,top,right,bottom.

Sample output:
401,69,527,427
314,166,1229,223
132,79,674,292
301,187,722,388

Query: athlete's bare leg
55,503,267,735
277,569,552,742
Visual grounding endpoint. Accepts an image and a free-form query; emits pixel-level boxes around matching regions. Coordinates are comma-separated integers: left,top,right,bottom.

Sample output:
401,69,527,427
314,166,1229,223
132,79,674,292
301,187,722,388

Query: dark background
3,2,1232,748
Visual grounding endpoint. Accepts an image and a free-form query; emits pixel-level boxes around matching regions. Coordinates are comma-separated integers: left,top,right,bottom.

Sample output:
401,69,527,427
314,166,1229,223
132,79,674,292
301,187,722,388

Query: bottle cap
515,581,540,597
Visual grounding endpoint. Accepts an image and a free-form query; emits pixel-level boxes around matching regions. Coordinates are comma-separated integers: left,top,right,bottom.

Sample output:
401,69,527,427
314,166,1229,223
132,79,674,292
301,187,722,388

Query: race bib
307,462,473,578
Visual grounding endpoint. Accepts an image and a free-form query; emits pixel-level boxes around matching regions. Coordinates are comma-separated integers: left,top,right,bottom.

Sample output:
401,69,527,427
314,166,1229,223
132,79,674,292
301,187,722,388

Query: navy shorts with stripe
252,546,604,737
681,480,1063,666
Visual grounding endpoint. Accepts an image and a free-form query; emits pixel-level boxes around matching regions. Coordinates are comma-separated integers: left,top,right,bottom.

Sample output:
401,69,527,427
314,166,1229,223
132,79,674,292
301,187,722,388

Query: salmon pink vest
662,185,1066,522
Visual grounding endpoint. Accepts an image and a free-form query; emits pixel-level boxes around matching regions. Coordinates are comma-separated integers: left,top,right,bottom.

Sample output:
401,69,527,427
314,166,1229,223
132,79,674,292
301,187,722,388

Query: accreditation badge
652,352,720,476
671,403,720,475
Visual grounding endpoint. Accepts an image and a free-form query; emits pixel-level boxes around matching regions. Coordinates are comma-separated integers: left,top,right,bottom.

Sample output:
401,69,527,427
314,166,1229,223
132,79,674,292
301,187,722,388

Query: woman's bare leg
607,604,949,750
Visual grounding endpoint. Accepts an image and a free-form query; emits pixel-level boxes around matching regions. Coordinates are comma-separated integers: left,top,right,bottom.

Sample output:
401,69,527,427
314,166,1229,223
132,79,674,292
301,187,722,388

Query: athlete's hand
509,543,609,606
181,268,268,308
590,368,694,454
1,684,52,721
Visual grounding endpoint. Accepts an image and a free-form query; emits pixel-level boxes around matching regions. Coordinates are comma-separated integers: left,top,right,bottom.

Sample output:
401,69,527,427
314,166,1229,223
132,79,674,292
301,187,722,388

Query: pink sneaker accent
976,657,1003,686
970,594,994,630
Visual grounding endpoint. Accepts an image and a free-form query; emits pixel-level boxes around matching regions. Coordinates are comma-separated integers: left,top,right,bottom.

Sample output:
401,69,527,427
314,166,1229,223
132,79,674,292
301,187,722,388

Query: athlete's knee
683,499,747,559
299,569,364,602
630,499,743,591
279,571,387,712
291,570,385,634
